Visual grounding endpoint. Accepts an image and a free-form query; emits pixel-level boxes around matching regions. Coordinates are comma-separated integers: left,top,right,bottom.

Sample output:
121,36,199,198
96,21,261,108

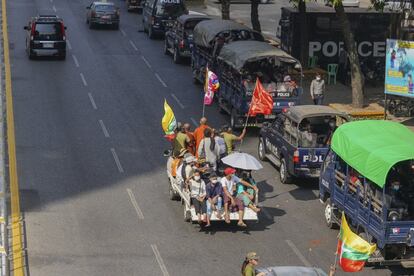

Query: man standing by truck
310,73,325,105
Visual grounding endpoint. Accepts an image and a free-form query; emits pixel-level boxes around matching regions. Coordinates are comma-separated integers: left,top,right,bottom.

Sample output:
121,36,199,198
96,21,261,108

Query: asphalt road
6,0,414,275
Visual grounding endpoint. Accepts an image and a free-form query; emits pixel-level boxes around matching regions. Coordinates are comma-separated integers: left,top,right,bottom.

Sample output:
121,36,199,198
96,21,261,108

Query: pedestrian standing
188,170,207,224
193,117,210,157
241,252,266,276
310,73,325,105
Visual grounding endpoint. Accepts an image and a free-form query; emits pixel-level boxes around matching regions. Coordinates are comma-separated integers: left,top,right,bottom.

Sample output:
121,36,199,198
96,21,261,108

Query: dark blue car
258,105,348,184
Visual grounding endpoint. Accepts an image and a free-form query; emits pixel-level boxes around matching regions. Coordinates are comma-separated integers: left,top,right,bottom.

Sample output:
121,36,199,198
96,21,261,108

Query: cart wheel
184,207,191,222
324,198,338,229
169,182,179,200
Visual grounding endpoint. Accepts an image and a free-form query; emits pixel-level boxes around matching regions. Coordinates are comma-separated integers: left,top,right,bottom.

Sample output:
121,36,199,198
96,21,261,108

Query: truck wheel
324,198,338,229
173,48,181,64
258,138,267,161
230,109,240,130
148,26,155,39
163,40,169,55
279,158,291,184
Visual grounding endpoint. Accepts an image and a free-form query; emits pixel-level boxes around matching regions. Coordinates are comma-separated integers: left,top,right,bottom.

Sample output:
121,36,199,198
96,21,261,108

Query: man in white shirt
221,167,255,227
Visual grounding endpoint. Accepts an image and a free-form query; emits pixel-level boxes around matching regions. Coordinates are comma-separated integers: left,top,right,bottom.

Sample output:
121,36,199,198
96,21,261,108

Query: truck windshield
155,3,186,17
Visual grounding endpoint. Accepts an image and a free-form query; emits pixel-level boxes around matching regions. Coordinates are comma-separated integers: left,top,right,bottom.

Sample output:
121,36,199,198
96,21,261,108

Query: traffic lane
88,5,408,274
97,9,346,274
9,0,172,275
58,3,326,275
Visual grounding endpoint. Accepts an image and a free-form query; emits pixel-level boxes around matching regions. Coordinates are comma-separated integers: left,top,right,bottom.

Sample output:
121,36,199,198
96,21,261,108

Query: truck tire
324,198,338,229
230,109,241,130
163,39,169,55
279,158,291,184
148,26,155,39
173,48,181,64
258,138,267,161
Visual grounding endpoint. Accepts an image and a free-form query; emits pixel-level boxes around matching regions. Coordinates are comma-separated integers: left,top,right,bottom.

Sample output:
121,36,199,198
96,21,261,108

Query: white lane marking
126,188,144,220
155,73,167,88
285,240,312,267
98,120,110,138
120,28,126,36
190,117,197,127
52,5,57,12
141,55,152,69
71,54,80,67
50,0,53,3
110,148,124,173
151,244,170,276
88,93,98,110
171,93,184,109
67,40,72,50
129,40,138,51
80,73,88,86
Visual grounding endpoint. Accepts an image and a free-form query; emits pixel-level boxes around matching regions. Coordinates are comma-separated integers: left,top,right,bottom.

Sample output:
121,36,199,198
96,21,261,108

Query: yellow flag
161,100,176,135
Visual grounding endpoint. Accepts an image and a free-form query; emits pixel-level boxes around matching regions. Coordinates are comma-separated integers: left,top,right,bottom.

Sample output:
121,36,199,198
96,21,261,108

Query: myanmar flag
161,100,177,141
337,215,377,272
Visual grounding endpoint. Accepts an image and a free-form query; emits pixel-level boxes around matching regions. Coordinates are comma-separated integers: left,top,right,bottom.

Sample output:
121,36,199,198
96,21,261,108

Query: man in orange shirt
193,117,210,157
183,123,196,155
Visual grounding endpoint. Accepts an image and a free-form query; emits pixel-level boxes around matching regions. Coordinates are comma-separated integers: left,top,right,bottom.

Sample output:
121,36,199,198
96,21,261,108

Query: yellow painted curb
2,0,25,274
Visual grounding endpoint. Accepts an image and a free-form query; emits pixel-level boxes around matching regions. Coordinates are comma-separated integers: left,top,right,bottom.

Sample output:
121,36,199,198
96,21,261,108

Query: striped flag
161,100,177,141
337,214,377,272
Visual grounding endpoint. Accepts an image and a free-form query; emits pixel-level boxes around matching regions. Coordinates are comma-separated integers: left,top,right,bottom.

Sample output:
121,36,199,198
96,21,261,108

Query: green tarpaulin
331,120,414,188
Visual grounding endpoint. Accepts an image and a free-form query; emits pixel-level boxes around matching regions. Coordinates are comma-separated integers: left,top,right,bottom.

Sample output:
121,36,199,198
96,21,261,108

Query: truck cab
319,120,414,266
142,0,188,39
258,105,348,184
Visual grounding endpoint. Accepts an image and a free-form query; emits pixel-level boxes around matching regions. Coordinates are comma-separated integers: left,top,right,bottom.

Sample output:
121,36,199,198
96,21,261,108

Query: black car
24,15,67,60
86,2,120,29
164,14,210,63
126,0,143,12
142,0,188,39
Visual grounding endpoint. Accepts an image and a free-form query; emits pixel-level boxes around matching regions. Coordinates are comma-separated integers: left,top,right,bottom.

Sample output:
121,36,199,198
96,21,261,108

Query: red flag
248,78,274,116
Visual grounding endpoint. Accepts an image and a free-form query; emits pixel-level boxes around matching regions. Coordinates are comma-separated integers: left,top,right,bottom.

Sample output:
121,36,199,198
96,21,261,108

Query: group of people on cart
168,117,262,227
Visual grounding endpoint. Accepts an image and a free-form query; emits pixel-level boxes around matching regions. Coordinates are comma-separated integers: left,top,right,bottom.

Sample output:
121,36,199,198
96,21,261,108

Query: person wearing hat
221,167,257,227
205,172,223,226
310,73,325,105
241,252,265,276
177,154,197,186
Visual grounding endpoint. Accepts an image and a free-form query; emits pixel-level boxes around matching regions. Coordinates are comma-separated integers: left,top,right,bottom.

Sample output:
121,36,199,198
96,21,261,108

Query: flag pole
239,79,257,151
202,64,208,117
